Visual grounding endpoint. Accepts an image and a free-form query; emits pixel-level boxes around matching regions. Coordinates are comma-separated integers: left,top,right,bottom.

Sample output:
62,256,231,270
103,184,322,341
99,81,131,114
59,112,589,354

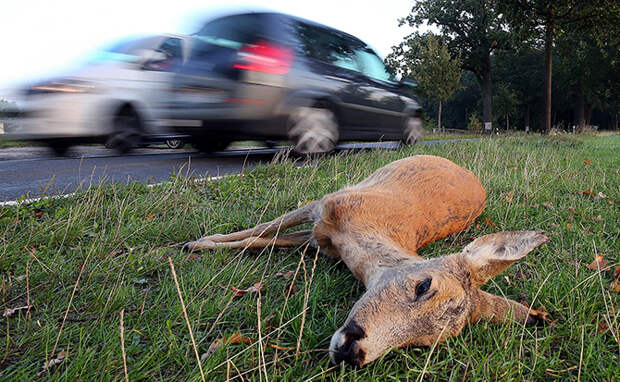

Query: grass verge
1,135,619,380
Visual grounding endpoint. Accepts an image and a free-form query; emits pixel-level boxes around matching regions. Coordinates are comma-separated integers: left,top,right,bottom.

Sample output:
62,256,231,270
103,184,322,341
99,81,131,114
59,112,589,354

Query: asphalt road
0,140,468,202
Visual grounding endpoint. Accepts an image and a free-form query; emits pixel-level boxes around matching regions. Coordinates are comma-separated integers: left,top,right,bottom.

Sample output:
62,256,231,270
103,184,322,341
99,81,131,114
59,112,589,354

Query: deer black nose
330,321,367,367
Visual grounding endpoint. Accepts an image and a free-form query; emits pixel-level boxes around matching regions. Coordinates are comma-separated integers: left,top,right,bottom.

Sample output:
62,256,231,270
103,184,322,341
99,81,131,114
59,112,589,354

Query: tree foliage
395,0,512,130
389,34,462,131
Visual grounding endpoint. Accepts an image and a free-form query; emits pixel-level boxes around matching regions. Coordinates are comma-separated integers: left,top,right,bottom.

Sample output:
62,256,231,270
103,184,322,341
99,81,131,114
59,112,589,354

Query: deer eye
416,277,432,296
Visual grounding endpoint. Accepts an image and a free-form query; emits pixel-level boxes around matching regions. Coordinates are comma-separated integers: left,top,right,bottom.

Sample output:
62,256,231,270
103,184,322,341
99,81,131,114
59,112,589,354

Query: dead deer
185,155,549,366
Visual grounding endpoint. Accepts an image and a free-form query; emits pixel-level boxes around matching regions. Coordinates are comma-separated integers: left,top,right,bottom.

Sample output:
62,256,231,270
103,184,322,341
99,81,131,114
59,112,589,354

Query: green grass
0,140,41,149
1,135,619,381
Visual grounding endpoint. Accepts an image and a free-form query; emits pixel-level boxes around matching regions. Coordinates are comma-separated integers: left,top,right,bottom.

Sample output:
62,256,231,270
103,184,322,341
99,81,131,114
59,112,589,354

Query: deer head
329,231,549,366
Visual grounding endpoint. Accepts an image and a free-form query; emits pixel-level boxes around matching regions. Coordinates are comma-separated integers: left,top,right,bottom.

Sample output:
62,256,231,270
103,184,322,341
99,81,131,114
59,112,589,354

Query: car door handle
324,75,353,83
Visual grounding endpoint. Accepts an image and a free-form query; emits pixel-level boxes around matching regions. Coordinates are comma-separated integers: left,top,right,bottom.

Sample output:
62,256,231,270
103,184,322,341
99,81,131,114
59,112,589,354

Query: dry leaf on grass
584,159,592,166
614,265,620,279
541,201,554,209
504,191,515,203
3,304,32,317
609,280,620,293
228,332,252,345
37,351,67,376
483,217,496,229
284,281,299,298
582,188,595,197
200,333,252,361
275,270,296,280
146,213,155,222
201,338,223,361
232,281,264,298
597,320,609,334
586,254,610,271
526,305,557,325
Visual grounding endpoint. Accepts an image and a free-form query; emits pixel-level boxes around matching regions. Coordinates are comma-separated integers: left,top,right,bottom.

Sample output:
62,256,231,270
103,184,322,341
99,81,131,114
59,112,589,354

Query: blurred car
164,11,423,154
8,34,193,155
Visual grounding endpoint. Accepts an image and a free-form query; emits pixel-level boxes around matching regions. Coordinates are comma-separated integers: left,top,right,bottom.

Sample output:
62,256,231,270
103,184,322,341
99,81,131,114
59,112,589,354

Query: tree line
386,0,620,132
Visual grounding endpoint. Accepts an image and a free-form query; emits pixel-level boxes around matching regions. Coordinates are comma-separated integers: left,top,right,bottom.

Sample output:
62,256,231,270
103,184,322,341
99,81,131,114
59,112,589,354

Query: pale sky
0,0,415,94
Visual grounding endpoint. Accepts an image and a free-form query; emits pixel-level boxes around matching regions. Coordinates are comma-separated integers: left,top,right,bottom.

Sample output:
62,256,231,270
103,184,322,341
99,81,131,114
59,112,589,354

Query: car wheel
165,139,185,149
48,141,70,156
288,106,339,154
105,113,142,154
192,139,229,153
402,116,424,145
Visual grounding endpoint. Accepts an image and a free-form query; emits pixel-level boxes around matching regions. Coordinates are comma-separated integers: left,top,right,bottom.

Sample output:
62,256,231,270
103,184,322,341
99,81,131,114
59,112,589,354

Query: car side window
295,22,360,72
355,48,395,83
146,37,183,71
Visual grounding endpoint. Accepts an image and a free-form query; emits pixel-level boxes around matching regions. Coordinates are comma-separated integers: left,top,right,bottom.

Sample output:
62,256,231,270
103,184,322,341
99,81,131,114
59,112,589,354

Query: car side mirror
400,78,418,88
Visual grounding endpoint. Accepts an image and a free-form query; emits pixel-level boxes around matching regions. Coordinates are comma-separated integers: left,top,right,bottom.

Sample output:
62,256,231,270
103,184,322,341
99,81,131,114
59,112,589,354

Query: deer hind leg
186,230,314,251
185,201,318,251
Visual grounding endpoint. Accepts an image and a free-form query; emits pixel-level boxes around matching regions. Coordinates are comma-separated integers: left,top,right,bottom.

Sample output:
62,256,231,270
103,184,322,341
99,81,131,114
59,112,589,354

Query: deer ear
462,231,549,287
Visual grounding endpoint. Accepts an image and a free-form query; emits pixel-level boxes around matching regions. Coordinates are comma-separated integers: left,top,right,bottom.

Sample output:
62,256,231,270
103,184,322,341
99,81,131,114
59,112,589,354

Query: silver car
8,34,193,155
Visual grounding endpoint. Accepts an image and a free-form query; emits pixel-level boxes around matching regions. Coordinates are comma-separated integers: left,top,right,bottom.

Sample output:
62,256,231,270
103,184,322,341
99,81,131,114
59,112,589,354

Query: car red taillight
234,40,293,75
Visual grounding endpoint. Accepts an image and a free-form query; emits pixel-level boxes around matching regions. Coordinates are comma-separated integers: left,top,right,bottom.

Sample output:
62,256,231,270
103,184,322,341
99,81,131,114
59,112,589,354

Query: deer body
186,155,549,366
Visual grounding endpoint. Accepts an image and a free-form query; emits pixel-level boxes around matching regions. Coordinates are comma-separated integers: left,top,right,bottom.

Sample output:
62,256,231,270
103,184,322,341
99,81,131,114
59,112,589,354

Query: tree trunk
544,20,554,133
438,100,443,133
576,77,585,128
481,56,493,134
525,103,530,133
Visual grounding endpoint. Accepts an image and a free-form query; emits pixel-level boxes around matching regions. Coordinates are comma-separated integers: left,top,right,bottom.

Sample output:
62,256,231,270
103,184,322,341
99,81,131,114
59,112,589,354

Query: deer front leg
469,290,536,325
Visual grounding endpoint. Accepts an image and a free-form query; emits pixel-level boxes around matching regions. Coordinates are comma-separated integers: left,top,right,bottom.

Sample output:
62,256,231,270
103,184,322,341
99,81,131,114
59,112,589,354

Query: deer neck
334,234,422,288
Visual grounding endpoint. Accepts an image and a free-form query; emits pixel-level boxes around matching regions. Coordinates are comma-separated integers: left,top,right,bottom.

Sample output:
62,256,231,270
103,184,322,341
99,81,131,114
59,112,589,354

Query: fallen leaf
587,254,610,271
597,320,609,334
275,270,295,280
609,280,620,293
593,215,603,221
228,332,252,345
284,281,299,298
146,213,155,222
232,282,264,297
528,305,556,325
568,207,575,214
483,217,496,229
38,351,67,376
596,192,607,199
542,201,553,209
584,159,592,166
504,191,515,203
583,188,595,197
564,259,580,267
201,338,223,361
3,305,32,317
614,265,620,279
566,223,572,229
32,212,47,219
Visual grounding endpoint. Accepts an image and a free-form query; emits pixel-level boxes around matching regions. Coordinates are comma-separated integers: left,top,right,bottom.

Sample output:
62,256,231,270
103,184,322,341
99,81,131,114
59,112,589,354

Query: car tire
288,106,339,155
165,139,185,149
402,116,424,145
48,141,70,156
192,139,229,153
105,112,142,154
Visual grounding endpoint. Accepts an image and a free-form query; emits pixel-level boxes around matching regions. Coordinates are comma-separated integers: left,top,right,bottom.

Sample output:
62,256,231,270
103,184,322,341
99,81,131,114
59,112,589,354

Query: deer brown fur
185,155,549,366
